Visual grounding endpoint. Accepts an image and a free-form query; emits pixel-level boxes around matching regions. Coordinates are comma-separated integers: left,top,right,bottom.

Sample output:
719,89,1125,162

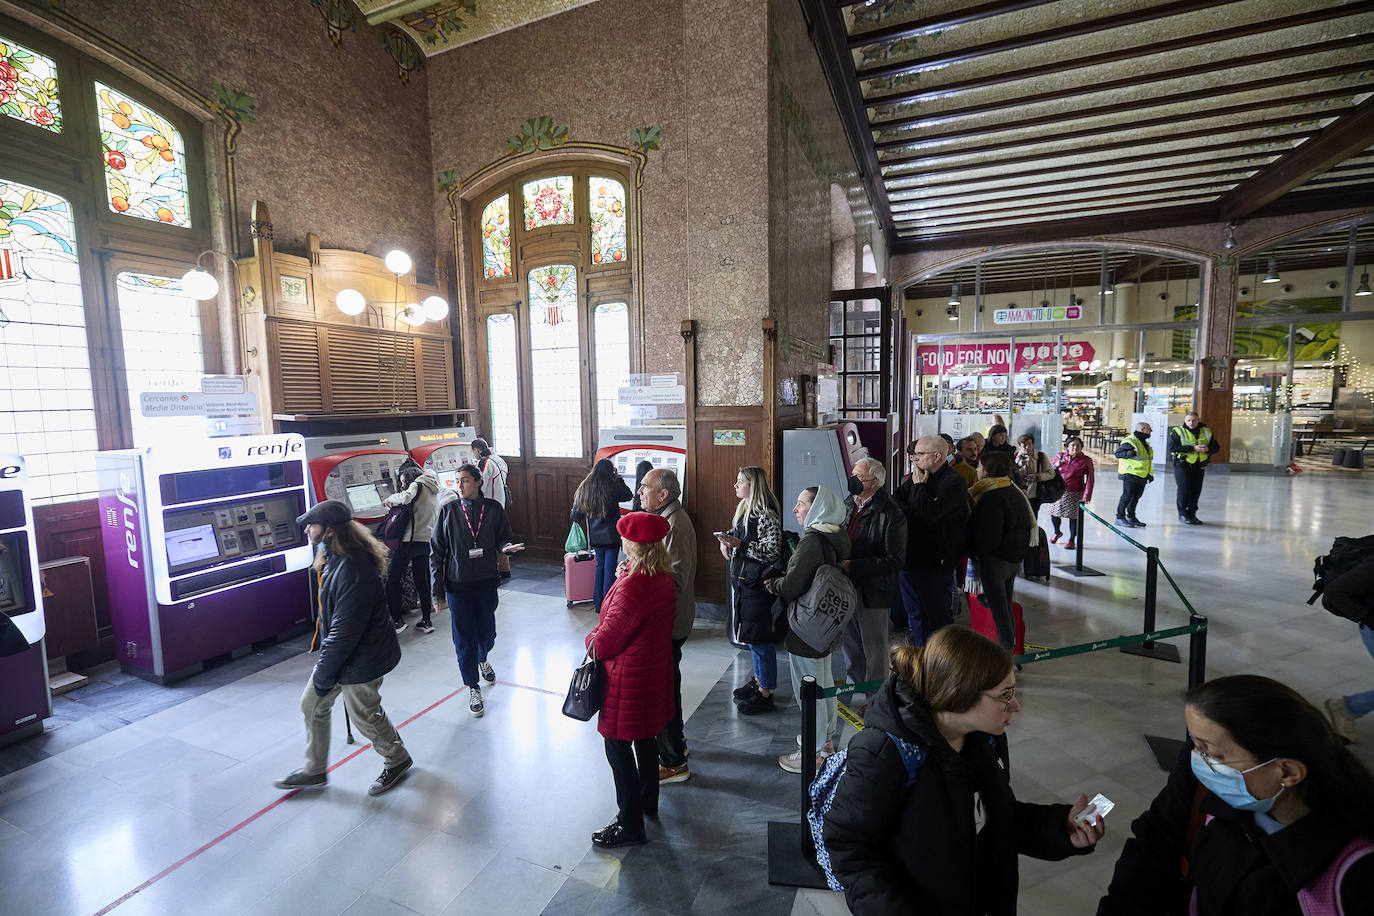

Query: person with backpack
718,466,784,716
1322,548,1374,745
819,626,1102,913
764,485,852,773
570,458,634,614
1097,674,1374,915
470,437,512,582
381,461,440,634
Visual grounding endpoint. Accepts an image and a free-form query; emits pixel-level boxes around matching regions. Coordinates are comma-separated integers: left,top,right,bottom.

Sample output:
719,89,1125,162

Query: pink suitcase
564,550,596,608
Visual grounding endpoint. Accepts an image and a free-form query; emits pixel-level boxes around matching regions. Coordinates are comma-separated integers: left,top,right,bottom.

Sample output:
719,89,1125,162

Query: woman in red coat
585,511,676,848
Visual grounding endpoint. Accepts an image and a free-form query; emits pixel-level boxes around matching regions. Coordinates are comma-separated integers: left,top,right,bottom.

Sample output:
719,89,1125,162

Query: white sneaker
1326,697,1359,744
478,661,495,683
469,686,484,717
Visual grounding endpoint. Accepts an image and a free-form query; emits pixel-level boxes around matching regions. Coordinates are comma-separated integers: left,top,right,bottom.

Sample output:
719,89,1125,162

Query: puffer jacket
968,485,1032,564
393,469,440,543
570,477,634,548
312,550,401,691
894,463,968,571
429,496,515,595
586,567,676,740
843,489,907,608
773,528,851,659
729,509,783,645
824,676,1088,915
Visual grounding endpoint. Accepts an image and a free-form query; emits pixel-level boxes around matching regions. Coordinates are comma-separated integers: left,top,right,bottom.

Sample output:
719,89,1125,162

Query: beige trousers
299,677,408,775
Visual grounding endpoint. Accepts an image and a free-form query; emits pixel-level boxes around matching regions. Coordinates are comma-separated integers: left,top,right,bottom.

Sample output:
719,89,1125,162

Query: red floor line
90,676,584,915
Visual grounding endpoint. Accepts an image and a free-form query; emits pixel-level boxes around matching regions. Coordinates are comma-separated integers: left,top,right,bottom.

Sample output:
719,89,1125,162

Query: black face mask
847,475,864,496
1138,431,1150,440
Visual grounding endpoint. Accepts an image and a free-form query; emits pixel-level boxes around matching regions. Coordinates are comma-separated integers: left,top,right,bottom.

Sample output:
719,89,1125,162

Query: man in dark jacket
275,500,412,796
842,457,907,688
894,437,969,645
1167,411,1220,524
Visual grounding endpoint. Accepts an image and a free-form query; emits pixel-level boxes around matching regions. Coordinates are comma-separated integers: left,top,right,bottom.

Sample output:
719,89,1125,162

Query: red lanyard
460,500,486,541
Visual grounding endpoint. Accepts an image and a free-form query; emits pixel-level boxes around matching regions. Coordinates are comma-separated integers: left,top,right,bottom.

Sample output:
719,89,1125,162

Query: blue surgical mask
1189,749,1284,813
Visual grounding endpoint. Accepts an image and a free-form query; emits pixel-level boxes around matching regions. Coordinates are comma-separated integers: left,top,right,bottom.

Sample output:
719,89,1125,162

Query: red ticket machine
594,427,688,513
302,431,410,525
402,427,478,491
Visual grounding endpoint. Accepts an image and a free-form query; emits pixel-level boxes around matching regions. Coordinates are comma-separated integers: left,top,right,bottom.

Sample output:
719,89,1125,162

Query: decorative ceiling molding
353,0,601,57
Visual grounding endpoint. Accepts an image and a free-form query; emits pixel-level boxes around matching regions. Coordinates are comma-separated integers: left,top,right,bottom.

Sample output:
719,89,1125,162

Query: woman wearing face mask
1097,675,1374,915
717,467,784,715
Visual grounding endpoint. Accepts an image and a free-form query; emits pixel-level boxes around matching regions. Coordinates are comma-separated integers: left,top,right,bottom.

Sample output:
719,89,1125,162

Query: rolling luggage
969,592,1025,655
1023,527,1052,582
564,550,596,608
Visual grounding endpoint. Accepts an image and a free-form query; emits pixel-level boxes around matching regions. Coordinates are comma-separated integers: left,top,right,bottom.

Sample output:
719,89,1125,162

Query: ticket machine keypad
163,492,305,576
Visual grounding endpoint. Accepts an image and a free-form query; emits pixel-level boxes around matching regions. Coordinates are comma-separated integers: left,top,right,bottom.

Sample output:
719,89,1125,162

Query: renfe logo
0,464,20,479
246,440,303,457
116,472,140,569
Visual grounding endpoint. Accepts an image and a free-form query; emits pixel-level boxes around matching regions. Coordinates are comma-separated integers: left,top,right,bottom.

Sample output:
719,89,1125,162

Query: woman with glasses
1097,674,1374,915
823,625,1103,914
717,466,784,715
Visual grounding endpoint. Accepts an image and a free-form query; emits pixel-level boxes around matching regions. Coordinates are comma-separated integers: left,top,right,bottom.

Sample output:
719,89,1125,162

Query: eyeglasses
911,451,940,458
1195,748,1271,774
983,687,1017,709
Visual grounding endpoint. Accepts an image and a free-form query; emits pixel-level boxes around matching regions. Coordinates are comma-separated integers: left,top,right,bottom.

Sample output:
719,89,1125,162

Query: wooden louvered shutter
326,328,418,413
418,337,454,409
275,322,324,414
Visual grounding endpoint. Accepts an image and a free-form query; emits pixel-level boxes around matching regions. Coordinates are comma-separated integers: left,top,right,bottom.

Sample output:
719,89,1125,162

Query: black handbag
562,644,603,721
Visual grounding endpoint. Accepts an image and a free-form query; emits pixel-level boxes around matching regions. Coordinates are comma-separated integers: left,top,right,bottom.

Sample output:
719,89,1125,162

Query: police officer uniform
1168,418,1220,524
1114,431,1153,528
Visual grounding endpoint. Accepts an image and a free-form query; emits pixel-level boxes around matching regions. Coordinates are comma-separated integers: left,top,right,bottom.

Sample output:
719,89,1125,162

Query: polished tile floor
1,470,1372,915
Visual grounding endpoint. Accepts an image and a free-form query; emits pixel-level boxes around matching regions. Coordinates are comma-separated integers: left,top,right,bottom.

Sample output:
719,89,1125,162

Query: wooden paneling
692,410,768,602
32,499,113,670
520,464,586,560
273,322,324,414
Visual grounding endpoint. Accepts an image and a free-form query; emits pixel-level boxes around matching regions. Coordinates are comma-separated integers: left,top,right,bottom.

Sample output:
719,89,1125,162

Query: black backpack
1308,534,1374,623
380,500,414,552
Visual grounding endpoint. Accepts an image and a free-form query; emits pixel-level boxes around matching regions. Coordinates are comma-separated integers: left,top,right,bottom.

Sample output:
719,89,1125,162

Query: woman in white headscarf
765,485,851,773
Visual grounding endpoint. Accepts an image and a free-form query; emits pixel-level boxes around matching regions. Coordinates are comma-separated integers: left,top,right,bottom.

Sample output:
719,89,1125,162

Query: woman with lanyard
430,463,524,717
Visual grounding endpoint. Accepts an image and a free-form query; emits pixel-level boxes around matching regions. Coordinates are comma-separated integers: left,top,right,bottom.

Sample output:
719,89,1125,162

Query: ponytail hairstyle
1185,675,1374,837
732,466,782,527
889,625,1012,714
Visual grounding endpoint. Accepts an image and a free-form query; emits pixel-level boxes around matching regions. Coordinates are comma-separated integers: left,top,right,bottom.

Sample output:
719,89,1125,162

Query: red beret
617,511,670,544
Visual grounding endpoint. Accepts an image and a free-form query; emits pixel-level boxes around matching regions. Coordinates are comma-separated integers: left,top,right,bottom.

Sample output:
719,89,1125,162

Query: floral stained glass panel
0,35,62,132
594,302,630,429
522,175,574,231
528,265,581,458
589,177,626,266
480,194,512,279
485,313,521,457
96,81,190,227
116,272,206,448
0,178,98,504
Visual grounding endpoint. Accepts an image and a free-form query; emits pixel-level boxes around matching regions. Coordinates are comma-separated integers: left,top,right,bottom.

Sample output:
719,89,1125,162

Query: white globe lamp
180,268,219,300
422,295,449,322
384,249,412,276
336,288,366,315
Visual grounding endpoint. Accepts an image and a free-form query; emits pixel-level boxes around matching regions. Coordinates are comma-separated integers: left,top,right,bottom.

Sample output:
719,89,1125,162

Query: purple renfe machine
96,434,313,684
0,453,52,746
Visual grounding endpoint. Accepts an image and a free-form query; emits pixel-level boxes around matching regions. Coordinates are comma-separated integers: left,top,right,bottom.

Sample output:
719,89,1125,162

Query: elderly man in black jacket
894,436,970,645
841,457,908,689
275,500,413,796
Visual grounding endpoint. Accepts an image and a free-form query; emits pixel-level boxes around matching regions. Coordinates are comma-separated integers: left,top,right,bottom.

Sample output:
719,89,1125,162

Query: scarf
969,477,1039,546
803,486,847,533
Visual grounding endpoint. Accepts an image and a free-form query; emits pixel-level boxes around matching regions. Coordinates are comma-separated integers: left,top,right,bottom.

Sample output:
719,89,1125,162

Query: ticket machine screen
163,491,306,577
322,454,408,508
0,535,32,616
346,483,386,514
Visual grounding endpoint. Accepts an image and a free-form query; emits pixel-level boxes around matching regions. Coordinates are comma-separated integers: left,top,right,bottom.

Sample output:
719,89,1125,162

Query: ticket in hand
1073,793,1115,827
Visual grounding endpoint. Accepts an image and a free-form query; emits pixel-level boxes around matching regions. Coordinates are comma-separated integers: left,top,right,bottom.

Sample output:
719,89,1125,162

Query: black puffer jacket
570,477,634,548
1097,743,1374,915
968,484,1032,564
824,676,1088,915
843,489,907,608
430,496,515,595
894,464,968,571
312,551,401,691
729,510,783,645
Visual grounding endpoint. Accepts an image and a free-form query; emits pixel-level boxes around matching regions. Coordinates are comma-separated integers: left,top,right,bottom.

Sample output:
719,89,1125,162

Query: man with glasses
894,437,969,645
841,457,907,693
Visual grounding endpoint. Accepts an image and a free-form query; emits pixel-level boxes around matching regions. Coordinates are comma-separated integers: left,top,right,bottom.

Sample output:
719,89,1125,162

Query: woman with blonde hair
585,512,676,848
823,626,1103,913
716,466,784,715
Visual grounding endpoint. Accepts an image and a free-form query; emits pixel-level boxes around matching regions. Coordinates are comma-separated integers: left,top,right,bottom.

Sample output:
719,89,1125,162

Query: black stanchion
767,675,828,888
1144,613,1209,771
1056,503,1104,577
1121,546,1180,663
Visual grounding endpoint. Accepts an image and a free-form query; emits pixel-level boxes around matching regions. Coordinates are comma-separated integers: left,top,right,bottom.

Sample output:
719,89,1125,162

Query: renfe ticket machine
302,431,410,524
403,426,477,490
97,434,313,683
0,454,51,746
781,423,869,534
595,427,688,512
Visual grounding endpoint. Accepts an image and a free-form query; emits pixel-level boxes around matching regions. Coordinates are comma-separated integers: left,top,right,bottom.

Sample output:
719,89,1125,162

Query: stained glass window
522,175,574,231
528,265,581,458
0,35,62,132
594,302,630,428
116,271,206,448
590,177,626,266
480,194,512,279
95,81,190,227
0,178,98,504
485,313,521,457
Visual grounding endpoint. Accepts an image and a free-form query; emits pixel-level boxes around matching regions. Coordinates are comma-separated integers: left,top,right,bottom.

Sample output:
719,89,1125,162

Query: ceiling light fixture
1357,271,1372,297
948,282,962,306
1224,223,1236,251
946,303,959,321
1262,255,1281,284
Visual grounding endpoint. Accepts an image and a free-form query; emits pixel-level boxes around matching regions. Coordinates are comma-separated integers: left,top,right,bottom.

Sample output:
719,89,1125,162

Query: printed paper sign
993,305,1082,324
139,392,258,418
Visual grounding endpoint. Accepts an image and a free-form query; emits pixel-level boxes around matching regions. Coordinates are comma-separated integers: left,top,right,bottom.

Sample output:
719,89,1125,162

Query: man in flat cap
275,500,413,796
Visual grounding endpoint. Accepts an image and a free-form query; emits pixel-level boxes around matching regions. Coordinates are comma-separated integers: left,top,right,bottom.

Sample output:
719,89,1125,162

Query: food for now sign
994,305,1081,324
916,341,1096,374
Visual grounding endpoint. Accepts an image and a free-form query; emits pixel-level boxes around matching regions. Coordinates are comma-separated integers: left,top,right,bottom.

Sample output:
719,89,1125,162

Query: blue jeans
898,569,956,646
447,588,498,688
593,546,619,612
1345,625,1374,717
750,643,777,691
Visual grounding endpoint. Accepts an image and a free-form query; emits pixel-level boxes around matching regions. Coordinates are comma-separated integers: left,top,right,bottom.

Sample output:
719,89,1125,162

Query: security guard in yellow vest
1168,411,1220,524
1114,422,1154,528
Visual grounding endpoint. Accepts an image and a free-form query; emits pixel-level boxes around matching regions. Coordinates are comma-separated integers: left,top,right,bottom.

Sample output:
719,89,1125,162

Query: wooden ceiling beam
869,55,1373,133
862,3,1374,108
843,0,1060,49
1218,95,1374,221
875,86,1352,152
857,0,1221,82
892,174,1250,220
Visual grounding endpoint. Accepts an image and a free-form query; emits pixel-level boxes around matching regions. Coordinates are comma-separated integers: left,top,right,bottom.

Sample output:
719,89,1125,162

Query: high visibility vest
1118,435,1153,479
1176,425,1212,465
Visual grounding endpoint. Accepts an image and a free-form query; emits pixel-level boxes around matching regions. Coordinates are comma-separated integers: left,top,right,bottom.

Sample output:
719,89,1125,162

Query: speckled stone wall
19,0,436,270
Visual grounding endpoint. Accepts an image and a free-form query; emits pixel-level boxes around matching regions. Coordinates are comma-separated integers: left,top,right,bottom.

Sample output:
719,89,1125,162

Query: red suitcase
968,592,1025,655
564,550,596,608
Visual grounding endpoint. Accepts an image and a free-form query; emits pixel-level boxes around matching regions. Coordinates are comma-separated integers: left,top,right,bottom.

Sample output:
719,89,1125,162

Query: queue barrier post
1057,502,1104,577
1188,613,1208,690
767,674,828,888
1120,545,1181,663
